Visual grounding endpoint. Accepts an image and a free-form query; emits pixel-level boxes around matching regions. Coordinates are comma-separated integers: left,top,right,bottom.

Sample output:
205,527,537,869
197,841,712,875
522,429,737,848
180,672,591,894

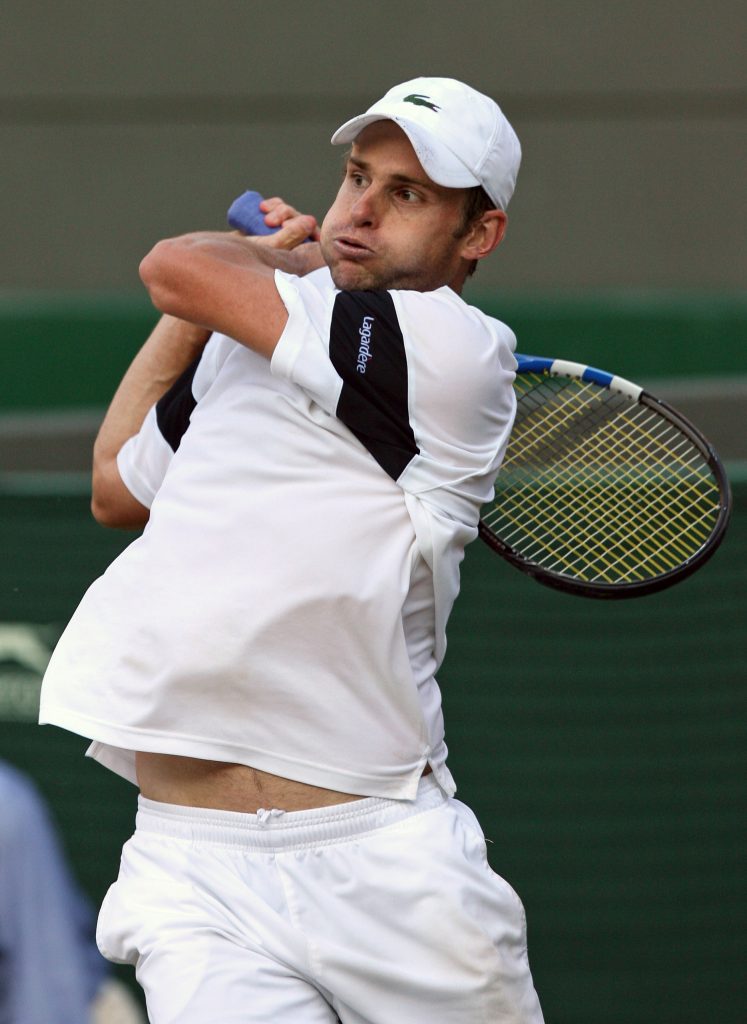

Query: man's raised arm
139,214,324,360
93,204,323,529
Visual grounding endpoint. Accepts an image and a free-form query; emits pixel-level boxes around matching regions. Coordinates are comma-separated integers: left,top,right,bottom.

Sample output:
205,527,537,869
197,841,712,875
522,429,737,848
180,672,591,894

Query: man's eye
399,189,419,203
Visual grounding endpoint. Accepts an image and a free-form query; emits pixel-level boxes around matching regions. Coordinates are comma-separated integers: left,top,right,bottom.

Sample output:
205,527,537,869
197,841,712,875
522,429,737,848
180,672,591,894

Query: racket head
479,355,732,598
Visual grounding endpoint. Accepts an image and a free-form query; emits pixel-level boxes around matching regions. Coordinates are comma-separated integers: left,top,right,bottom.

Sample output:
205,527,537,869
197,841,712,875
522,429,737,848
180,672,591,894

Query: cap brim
331,113,480,191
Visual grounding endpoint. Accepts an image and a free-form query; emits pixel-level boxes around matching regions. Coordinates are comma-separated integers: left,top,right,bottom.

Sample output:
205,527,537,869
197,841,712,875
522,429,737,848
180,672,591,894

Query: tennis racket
227,191,732,598
482,356,731,598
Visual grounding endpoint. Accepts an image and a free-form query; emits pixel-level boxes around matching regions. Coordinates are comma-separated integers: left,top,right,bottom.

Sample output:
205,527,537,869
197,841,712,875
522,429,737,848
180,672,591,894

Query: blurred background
1,2,745,1021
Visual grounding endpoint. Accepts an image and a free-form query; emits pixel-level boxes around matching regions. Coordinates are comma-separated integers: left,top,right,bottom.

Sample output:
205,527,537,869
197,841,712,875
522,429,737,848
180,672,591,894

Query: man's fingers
262,214,318,250
258,198,321,240
260,198,299,227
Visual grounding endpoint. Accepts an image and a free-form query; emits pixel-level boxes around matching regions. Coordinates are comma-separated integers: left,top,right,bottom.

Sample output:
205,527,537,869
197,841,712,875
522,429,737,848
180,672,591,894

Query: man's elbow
90,494,148,530
139,239,185,316
90,470,149,530
90,489,120,528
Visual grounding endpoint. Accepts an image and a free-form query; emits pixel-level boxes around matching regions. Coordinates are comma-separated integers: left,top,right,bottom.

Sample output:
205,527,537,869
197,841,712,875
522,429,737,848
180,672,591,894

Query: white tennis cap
331,77,521,211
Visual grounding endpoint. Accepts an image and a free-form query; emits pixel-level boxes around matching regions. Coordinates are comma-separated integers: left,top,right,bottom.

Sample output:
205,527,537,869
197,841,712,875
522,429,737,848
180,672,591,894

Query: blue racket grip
227,191,278,236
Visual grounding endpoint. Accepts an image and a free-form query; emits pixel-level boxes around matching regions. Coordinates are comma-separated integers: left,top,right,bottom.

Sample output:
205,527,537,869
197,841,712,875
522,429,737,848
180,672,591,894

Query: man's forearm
92,207,322,528
94,314,210,461
210,230,324,276
140,230,323,296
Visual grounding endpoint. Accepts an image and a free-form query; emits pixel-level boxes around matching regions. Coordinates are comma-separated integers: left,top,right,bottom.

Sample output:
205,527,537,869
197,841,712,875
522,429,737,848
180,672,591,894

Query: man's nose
349,187,379,226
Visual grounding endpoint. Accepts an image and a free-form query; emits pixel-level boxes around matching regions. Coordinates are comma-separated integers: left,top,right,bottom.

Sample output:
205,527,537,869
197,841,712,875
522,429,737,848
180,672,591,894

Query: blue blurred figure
0,760,142,1023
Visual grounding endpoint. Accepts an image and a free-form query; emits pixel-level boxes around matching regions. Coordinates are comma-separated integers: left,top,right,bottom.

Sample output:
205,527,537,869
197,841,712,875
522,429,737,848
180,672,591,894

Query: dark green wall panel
0,294,157,411
0,488,744,1022
2,292,746,413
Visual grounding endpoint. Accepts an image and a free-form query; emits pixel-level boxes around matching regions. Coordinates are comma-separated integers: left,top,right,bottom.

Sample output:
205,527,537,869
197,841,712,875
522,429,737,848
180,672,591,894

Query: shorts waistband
135,774,446,852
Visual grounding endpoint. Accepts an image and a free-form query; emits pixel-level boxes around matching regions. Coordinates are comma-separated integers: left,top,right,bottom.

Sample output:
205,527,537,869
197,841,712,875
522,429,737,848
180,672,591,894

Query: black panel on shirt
329,291,419,481
155,357,200,452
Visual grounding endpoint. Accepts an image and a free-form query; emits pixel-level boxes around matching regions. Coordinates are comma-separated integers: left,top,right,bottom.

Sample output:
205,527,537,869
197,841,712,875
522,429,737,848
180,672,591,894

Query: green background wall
3,290,747,412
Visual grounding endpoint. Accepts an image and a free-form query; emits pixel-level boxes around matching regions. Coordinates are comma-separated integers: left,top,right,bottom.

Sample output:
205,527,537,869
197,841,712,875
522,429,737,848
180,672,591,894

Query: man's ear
460,209,508,263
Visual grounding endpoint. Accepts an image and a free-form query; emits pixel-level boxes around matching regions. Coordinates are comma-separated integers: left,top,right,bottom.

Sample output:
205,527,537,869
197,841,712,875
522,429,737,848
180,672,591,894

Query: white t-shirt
39,268,517,800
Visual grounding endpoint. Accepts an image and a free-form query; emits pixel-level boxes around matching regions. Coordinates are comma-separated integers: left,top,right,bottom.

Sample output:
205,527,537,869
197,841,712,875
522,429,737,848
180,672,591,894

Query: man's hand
254,196,321,244
235,196,325,277
140,190,331,358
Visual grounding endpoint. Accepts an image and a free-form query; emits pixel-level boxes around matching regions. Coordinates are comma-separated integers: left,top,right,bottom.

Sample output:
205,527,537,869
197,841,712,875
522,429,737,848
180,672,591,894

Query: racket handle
227,190,313,243
227,191,279,236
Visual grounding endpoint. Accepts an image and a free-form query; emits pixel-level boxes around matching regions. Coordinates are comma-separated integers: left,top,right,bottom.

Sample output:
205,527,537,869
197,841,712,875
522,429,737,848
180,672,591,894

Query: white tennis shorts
97,776,544,1023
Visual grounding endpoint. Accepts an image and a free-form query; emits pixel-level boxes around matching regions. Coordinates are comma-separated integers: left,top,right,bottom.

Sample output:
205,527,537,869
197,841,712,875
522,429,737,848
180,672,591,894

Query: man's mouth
333,236,373,258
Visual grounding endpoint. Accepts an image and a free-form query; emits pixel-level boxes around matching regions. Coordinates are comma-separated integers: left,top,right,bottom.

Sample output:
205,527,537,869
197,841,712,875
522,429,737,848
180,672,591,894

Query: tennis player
40,77,545,1022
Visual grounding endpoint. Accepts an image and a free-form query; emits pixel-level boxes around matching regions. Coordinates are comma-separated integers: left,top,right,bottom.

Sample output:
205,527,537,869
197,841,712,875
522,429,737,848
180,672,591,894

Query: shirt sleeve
116,332,229,508
391,287,517,520
272,270,517,665
391,289,517,662
272,270,517,520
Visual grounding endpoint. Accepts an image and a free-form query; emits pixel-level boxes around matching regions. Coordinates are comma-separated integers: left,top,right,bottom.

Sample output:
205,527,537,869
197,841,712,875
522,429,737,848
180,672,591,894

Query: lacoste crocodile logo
403,94,441,113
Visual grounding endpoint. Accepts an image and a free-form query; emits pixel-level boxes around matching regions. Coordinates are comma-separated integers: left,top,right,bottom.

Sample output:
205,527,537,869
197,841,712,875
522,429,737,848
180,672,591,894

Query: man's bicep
141,238,288,358
177,260,289,357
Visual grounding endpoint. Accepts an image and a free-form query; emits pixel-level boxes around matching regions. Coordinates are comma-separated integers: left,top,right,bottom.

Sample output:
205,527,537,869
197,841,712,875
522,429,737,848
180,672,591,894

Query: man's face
320,121,472,292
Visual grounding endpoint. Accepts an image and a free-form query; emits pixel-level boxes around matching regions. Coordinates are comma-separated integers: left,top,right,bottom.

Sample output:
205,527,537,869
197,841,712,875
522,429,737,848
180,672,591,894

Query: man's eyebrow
346,155,436,191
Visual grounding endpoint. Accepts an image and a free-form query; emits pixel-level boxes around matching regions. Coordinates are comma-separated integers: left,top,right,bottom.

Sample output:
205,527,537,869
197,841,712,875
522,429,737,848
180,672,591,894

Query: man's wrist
270,242,326,278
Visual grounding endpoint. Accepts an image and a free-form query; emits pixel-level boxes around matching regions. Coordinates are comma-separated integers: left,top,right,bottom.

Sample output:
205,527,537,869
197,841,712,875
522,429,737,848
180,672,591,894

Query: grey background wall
1,0,745,294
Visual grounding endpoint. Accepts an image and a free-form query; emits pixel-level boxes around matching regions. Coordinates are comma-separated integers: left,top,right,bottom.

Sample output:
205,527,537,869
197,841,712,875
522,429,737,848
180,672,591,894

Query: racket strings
495,467,699,579
489,468,711,582
523,409,717,553
497,418,719,579
513,457,716,581
499,399,720,579
484,374,723,583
